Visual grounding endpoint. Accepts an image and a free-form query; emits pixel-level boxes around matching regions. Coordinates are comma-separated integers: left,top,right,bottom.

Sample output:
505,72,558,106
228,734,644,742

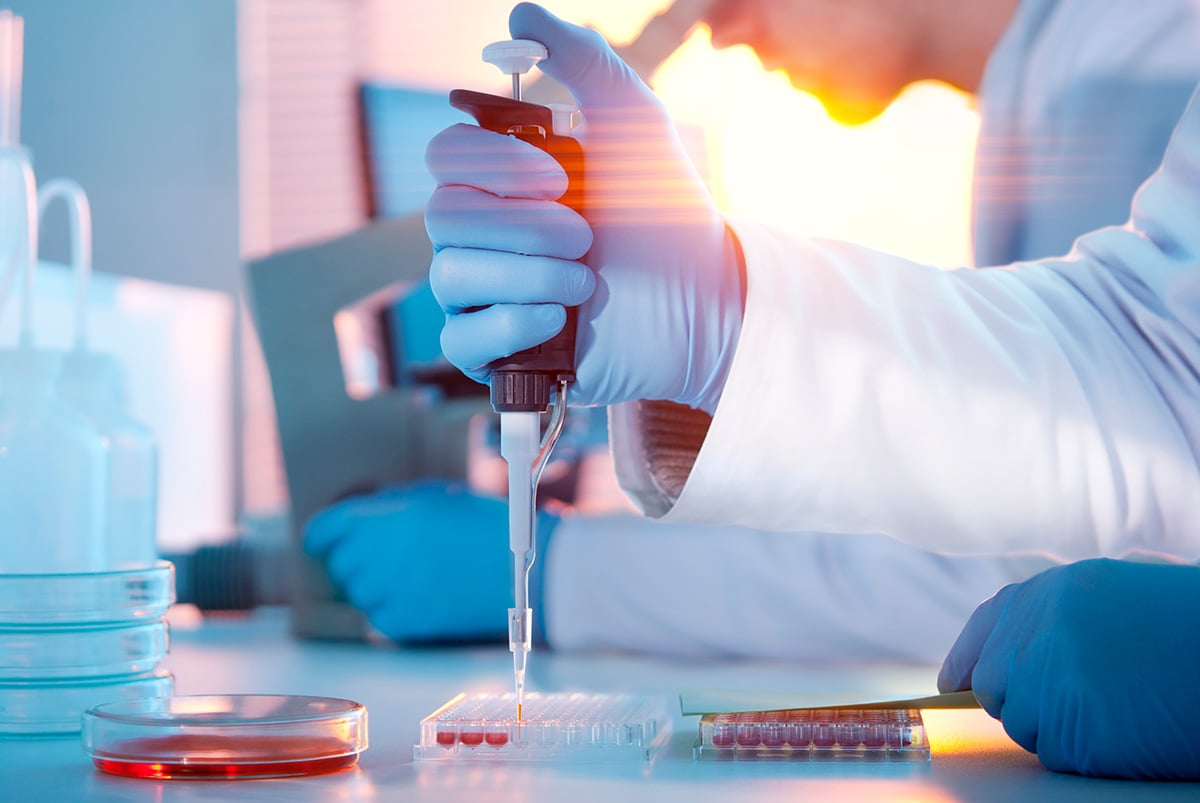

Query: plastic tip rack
414,692,670,764
694,709,930,763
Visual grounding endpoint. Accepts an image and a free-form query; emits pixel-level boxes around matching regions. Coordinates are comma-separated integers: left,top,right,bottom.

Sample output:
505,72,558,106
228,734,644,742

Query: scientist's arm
304,479,1052,661
669,93,1200,558
545,514,1052,662
937,559,1200,780
427,4,1200,559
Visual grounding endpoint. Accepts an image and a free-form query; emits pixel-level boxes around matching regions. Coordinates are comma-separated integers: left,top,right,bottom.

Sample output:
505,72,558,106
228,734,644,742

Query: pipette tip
514,667,526,721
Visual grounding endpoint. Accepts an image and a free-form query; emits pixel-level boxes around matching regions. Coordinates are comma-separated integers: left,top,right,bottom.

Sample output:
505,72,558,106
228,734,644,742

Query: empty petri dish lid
82,694,369,780
0,619,168,680
0,671,173,736
0,562,175,625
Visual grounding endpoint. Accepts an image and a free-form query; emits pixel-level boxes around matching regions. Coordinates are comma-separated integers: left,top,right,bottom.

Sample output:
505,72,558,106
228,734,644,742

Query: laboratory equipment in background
247,217,493,640
448,37,585,719
0,11,173,735
0,341,108,574
56,348,158,568
0,143,159,576
8,260,234,556
0,45,110,575
41,178,159,569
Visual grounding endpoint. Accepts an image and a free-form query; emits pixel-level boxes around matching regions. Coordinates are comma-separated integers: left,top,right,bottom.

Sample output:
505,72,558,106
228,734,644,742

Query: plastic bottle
37,177,158,568
0,347,108,573
57,351,158,568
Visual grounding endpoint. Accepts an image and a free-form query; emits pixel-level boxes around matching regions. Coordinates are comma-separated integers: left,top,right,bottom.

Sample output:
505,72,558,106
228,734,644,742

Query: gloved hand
938,558,1200,780
425,2,745,414
303,480,560,644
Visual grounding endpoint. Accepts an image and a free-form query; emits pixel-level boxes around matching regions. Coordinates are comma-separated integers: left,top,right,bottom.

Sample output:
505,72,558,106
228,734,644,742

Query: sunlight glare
652,29,980,267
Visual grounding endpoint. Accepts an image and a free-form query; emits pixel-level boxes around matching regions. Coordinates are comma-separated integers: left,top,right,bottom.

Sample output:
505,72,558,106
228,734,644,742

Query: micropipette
448,40,584,720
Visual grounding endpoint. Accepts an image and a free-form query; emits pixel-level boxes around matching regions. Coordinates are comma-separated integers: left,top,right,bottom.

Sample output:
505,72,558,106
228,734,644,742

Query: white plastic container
0,348,108,573
58,351,158,568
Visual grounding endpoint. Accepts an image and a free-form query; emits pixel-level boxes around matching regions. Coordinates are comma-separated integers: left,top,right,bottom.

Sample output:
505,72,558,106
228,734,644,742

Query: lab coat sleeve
615,87,1200,561
542,511,1055,662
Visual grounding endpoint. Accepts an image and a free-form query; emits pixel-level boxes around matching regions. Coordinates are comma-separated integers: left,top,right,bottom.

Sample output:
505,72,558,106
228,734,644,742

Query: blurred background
6,0,976,557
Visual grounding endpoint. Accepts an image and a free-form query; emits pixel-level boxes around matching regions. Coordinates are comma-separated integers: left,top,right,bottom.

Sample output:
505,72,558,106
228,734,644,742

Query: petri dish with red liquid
81,694,367,780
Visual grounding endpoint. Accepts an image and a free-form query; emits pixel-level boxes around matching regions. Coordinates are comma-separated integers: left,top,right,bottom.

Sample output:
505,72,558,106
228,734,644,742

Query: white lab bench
2,607,1195,802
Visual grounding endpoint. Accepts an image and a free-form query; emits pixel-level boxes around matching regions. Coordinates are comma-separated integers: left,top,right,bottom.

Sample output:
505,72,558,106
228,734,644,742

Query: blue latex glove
304,480,559,644
425,2,745,414
938,558,1200,780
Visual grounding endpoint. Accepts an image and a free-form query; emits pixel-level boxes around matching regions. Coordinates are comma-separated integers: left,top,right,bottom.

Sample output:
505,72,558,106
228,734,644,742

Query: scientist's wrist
691,222,747,415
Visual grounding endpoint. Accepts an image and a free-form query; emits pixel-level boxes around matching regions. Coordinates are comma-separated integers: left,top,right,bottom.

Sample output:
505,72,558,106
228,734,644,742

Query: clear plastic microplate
693,708,930,762
414,692,671,763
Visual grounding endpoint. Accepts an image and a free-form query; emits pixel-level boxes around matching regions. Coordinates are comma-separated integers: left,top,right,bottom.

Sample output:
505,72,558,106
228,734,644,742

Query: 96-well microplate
694,708,930,762
414,692,670,763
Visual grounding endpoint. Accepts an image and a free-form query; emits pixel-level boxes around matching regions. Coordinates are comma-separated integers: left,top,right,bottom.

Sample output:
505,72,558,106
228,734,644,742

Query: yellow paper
679,688,979,716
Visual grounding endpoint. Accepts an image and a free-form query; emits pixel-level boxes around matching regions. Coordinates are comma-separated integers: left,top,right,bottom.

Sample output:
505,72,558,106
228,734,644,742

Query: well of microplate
414,692,671,763
693,708,931,762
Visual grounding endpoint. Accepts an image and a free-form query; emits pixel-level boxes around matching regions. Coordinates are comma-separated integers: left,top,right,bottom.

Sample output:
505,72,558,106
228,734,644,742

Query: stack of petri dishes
0,562,175,736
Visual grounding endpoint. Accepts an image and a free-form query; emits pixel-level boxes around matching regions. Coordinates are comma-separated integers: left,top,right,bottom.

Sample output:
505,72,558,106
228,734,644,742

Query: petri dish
0,562,175,625
82,694,369,780
0,619,168,679
0,670,173,736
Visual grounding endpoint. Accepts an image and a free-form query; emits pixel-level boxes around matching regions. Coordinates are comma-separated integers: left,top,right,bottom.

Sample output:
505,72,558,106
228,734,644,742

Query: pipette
449,40,584,720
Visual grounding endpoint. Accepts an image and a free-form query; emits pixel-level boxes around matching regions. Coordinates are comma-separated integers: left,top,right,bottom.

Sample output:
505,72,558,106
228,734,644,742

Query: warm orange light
652,29,980,267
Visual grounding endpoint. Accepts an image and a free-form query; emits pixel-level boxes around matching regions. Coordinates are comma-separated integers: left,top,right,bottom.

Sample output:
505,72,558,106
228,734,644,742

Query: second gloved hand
426,2,745,414
304,480,559,644
938,558,1200,780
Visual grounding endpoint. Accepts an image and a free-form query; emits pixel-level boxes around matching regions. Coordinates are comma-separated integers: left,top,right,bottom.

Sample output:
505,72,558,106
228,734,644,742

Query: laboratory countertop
2,607,1195,802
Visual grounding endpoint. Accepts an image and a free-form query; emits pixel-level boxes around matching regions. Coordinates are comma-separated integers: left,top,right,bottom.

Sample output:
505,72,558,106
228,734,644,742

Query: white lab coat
616,84,1200,562
542,474,1053,661
973,0,1200,266
544,0,1200,659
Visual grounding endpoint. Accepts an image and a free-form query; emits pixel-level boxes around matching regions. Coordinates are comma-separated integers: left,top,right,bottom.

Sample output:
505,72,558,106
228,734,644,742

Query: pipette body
501,411,538,718
451,40,584,720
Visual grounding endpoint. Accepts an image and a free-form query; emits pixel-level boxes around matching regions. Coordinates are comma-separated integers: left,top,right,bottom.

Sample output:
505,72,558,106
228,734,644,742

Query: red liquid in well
485,732,509,747
436,730,456,747
813,726,836,748
735,725,761,747
710,724,735,747
459,730,484,746
761,724,786,748
91,735,360,780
